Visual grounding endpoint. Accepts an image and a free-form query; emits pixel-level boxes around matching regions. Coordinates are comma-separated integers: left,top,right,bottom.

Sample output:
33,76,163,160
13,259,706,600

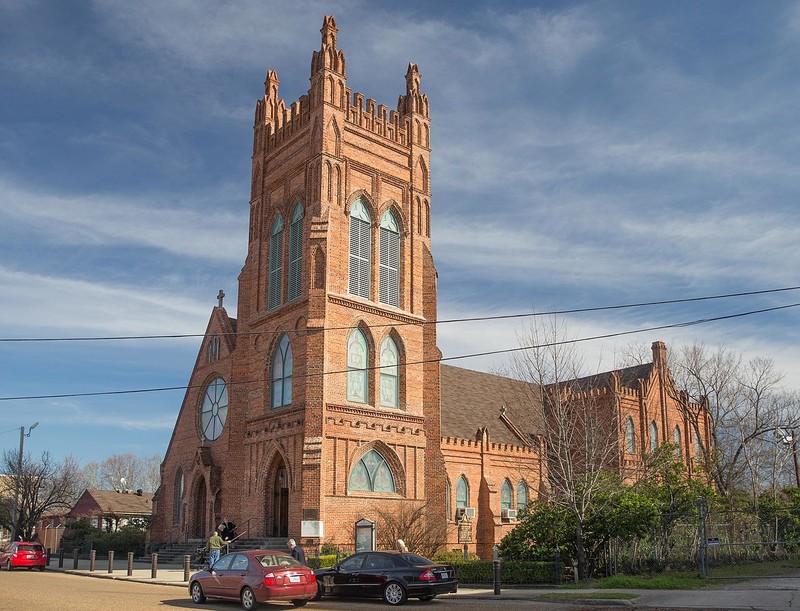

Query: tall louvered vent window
268,215,284,310
288,204,303,301
349,200,371,299
379,211,400,307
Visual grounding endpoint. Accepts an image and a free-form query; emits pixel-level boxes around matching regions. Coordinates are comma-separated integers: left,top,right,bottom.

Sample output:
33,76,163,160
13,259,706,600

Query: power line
2,300,797,402
1,285,799,343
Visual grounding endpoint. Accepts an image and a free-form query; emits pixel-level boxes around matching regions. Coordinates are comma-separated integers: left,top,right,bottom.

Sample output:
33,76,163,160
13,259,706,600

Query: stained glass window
271,334,293,408
347,329,368,403
348,449,396,493
379,336,398,408
200,377,228,441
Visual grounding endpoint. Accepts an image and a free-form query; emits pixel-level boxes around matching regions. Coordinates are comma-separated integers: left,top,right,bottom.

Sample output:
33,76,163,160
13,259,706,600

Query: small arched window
500,479,513,511
268,215,284,310
517,481,529,511
650,421,658,453
288,204,303,301
695,429,702,461
379,336,399,408
456,475,469,508
625,417,636,454
349,200,371,300
674,426,682,459
379,210,400,307
271,334,293,408
347,328,368,403
348,449,395,493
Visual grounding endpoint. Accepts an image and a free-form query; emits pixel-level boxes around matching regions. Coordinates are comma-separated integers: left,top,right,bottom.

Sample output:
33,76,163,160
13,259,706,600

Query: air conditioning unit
455,507,476,522
501,508,517,520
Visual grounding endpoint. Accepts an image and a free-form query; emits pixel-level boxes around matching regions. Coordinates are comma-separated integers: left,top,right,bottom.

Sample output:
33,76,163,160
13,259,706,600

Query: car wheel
190,581,206,604
291,600,308,607
240,586,256,610
5,560,11,571
420,594,436,601
311,583,323,601
383,581,407,606
38,565,46,572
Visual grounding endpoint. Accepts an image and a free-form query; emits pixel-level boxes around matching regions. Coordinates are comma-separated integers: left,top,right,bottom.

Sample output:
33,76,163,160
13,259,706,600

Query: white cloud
0,266,215,335
0,177,246,263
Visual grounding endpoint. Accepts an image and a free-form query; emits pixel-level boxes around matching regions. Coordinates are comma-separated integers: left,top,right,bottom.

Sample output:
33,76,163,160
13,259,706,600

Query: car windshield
18,544,43,552
256,553,301,568
400,553,435,565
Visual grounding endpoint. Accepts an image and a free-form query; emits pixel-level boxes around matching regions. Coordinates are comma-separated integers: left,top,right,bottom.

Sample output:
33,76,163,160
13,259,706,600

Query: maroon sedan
1,541,47,571
189,549,316,609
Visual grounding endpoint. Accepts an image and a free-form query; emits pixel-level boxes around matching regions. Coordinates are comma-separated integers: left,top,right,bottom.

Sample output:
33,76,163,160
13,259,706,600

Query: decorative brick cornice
326,403,424,436
328,294,425,324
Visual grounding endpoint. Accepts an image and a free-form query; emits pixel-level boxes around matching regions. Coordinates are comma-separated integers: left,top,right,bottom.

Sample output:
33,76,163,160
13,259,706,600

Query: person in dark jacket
287,539,306,565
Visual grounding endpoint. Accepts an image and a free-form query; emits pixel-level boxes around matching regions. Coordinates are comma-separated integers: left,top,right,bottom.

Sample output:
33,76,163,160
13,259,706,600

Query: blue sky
2,0,799,467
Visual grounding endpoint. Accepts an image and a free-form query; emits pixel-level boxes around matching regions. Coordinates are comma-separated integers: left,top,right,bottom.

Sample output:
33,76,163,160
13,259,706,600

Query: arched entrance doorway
265,458,289,538
191,477,207,538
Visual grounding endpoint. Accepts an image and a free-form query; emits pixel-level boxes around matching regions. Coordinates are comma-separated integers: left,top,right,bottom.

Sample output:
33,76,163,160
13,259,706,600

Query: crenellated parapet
254,16,430,155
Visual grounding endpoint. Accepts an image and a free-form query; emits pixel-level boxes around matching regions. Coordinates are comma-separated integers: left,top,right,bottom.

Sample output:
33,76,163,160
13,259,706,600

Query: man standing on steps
206,530,224,567
287,539,306,565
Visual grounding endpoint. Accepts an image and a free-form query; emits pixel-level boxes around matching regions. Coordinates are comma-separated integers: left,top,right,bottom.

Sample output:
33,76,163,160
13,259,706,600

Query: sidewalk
46,556,800,609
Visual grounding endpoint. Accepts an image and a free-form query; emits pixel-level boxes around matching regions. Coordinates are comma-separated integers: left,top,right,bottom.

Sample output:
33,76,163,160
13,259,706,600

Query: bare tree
511,315,620,579
671,344,797,502
373,501,448,559
0,451,81,540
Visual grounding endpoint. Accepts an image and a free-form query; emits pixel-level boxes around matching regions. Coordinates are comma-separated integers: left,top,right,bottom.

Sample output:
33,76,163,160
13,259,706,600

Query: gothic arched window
268,215,284,310
200,377,228,442
348,449,396,493
673,426,682,459
456,475,469,508
650,421,658,453
288,204,304,301
695,430,702,461
379,336,399,408
347,328,368,403
349,200,371,300
379,210,400,307
271,333,293,408
500,479,513,511
625,417,636,454
517,481,529,511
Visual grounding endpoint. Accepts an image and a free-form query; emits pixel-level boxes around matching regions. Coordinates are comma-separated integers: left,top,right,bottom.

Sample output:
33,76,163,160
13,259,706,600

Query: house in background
68,489,153,532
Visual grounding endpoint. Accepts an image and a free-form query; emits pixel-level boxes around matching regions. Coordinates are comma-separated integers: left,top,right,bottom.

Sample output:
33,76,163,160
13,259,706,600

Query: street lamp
10,421,38,542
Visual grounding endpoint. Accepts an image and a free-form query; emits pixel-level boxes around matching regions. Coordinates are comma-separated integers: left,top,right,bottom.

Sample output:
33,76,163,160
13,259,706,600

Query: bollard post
151,553,158,579
58,549,64,568
493,559,501,595
89,549,96,571
184,554,191,581
72,548,79,570
46,547,51,565
127,552,134,576
108,550,114,573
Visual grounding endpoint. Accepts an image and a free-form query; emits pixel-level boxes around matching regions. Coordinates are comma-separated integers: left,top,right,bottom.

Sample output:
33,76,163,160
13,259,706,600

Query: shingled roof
440,364,543,448
69,488,154,519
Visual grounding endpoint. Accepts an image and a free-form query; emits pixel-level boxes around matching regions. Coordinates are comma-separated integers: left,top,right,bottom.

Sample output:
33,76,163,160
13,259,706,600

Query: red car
1,541,47,571
189,549,316,609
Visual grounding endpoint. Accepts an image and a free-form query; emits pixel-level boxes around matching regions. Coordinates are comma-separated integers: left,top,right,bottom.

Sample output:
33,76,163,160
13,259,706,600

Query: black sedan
313,551,458,606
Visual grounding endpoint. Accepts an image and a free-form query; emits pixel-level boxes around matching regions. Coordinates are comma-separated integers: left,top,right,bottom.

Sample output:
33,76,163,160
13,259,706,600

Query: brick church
149,16,709,558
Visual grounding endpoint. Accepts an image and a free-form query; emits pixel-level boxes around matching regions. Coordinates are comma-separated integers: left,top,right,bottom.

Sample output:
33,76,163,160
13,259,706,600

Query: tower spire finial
321,15,337,48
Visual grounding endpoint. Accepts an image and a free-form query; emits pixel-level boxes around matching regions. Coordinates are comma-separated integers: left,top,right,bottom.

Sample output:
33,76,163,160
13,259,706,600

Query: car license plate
440,571,448,579
289,574,301,583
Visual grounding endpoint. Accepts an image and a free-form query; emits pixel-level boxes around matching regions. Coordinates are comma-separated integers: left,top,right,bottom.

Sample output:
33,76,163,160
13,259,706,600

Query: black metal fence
603,499,800,580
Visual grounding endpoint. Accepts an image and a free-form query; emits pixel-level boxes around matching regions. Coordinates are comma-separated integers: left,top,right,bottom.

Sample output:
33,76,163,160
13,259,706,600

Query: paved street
6,557,800,610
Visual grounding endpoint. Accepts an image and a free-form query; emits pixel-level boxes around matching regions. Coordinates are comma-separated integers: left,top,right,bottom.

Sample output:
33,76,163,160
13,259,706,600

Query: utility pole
10,422,38,542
